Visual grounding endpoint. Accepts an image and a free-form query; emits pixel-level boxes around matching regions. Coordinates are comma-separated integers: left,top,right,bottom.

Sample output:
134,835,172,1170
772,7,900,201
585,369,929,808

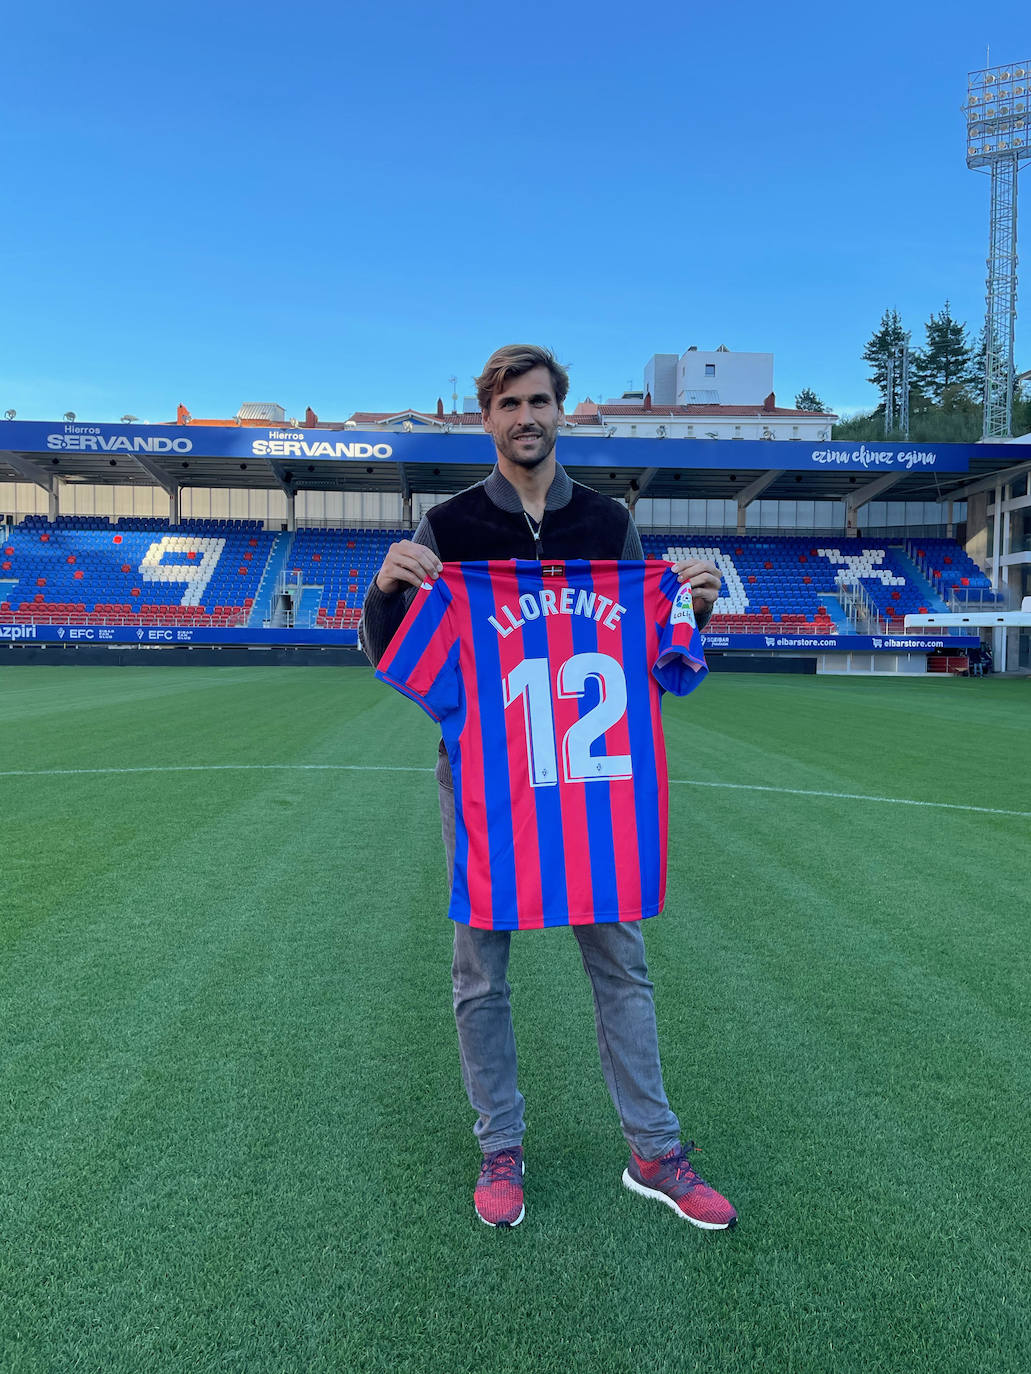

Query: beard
497,428,556,468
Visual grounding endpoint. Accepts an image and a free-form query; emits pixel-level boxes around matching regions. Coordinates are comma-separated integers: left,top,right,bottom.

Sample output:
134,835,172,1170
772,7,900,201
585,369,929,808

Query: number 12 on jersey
503,652,633,788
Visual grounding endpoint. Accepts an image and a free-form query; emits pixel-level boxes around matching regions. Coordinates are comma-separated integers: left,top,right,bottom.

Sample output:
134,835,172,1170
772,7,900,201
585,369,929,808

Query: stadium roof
1,419,1027,508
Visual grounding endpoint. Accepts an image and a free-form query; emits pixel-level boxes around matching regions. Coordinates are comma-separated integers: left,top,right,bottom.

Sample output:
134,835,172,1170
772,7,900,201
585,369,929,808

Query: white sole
621,1168,734,1230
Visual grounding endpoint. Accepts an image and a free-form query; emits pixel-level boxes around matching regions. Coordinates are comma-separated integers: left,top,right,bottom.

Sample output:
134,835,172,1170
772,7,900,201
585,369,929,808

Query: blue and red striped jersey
376,559,707,931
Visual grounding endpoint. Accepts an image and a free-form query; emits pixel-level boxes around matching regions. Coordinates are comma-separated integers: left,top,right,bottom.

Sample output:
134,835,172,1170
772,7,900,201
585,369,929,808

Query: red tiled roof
183,417,285,428
346,404,838,427
346,410,484,426
593,403,837,419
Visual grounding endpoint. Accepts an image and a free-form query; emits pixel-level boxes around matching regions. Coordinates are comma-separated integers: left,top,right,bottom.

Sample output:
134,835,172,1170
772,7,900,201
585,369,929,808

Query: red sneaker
622,1142,737,1230
474,1146,525,1228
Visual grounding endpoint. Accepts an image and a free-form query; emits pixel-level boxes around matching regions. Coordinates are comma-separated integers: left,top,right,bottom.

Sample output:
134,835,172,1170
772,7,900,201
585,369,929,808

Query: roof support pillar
735,469,782,534
398,462,413,529
625,467,658,514
844,472,903,535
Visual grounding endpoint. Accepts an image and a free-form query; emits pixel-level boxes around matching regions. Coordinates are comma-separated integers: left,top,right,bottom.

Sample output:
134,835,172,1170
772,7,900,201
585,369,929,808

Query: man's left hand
672,558,722,627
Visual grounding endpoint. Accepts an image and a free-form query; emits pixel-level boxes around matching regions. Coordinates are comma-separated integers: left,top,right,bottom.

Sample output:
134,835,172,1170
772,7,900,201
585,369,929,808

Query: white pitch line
0,761,1027,819
0,763,435,777
669,777,1031,820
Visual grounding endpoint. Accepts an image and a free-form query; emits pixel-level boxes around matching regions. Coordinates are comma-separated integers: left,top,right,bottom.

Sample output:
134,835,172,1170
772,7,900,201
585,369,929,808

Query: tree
794,387,827,412
861,308,907,415
911,301,974,404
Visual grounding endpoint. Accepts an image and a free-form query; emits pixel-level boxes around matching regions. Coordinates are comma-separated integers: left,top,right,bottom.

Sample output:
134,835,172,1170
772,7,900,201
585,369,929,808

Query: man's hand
672,558,722,625
375,540,443,595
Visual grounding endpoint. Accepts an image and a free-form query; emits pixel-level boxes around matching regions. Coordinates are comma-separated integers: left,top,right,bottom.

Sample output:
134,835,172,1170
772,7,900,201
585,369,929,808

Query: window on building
705,364,716,378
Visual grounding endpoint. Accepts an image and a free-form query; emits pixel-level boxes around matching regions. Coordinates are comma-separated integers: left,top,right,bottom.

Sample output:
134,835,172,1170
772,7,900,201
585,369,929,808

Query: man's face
482,365,564,470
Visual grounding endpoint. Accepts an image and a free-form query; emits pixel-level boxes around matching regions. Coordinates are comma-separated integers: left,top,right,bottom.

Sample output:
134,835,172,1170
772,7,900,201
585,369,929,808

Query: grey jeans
440,782,681,1160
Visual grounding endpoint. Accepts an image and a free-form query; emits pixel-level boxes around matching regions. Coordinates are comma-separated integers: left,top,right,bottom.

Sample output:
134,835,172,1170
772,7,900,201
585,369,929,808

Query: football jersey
376,560,707,931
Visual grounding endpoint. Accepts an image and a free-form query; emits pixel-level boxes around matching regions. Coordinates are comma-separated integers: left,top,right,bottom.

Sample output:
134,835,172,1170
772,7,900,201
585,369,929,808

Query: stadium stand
0,517,274,626
0,520,994,636
288,527,404,629
906,538,1005,607
640,533,952,632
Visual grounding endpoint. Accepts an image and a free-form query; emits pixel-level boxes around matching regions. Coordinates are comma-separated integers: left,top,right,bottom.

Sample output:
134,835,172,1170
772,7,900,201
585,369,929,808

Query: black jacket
359,462,642,666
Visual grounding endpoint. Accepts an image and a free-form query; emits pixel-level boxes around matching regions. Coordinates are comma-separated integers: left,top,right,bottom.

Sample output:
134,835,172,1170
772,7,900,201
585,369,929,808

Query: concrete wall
643,354,678,405
677,349,774,405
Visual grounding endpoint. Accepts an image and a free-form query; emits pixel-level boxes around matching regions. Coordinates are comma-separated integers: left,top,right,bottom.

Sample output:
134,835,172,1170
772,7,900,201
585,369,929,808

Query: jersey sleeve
652,568,708,697
375,577,460,722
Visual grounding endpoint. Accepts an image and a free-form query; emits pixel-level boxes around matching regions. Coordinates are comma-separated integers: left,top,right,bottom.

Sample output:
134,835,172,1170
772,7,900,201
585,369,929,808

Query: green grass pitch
1,665,1029,1373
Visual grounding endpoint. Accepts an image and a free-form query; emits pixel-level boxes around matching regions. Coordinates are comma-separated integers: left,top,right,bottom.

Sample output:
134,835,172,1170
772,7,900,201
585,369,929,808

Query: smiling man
359,344,735,1232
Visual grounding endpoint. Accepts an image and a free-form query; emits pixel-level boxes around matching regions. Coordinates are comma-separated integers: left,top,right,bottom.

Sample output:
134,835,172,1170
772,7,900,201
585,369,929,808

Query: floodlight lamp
3,409,15,420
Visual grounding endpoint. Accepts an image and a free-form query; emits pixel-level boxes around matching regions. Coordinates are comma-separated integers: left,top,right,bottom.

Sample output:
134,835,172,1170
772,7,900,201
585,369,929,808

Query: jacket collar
483,461,573,513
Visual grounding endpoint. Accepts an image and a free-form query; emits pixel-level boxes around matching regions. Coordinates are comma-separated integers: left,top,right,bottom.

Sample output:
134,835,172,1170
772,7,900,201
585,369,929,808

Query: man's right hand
375,540,443,595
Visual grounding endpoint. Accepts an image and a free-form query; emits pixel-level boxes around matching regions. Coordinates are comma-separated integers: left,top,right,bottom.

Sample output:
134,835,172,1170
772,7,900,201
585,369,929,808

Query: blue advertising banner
698,633,980,652
0,625,361,646
0,419,1006,473
0,624,979,653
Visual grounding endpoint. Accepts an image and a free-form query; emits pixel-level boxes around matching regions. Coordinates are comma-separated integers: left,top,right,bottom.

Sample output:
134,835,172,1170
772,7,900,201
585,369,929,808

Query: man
360,344,736,1231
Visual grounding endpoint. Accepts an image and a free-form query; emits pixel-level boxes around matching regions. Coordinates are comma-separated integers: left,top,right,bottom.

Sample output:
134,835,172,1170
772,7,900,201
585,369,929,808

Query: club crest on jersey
670,581,697,628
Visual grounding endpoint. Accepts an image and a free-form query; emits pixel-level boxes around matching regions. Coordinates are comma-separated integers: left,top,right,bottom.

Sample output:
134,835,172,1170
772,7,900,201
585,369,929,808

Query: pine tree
911,301,973,405
861,308,907,413
794,387,826,412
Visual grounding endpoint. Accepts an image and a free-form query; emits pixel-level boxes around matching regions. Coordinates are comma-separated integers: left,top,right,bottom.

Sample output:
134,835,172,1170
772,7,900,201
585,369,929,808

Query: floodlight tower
964,60,1031,437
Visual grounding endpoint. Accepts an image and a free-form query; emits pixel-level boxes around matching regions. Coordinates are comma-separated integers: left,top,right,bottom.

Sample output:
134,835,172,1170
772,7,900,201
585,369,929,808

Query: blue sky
2,0,1028,423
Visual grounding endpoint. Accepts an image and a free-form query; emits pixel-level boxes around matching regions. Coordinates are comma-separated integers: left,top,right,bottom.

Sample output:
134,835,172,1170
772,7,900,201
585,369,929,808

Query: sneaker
622,1142,737,1230
474,1146,525,1228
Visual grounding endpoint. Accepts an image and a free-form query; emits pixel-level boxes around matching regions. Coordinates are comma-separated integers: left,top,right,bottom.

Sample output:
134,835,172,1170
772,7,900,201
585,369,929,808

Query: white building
346,344,835,444
644,345,774,407
567,344,834,441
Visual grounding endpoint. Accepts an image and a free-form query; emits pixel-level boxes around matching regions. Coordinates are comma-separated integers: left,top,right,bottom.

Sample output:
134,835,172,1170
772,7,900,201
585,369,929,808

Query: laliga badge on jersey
670,580,697,628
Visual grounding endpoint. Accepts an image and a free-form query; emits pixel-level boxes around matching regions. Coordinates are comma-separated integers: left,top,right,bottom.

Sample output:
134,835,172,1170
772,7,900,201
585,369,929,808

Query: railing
837,580,877,631
947,587,1010,612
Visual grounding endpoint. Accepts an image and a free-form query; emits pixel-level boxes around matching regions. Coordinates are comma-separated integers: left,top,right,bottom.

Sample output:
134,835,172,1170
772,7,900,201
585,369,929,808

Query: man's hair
475,344,570,412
